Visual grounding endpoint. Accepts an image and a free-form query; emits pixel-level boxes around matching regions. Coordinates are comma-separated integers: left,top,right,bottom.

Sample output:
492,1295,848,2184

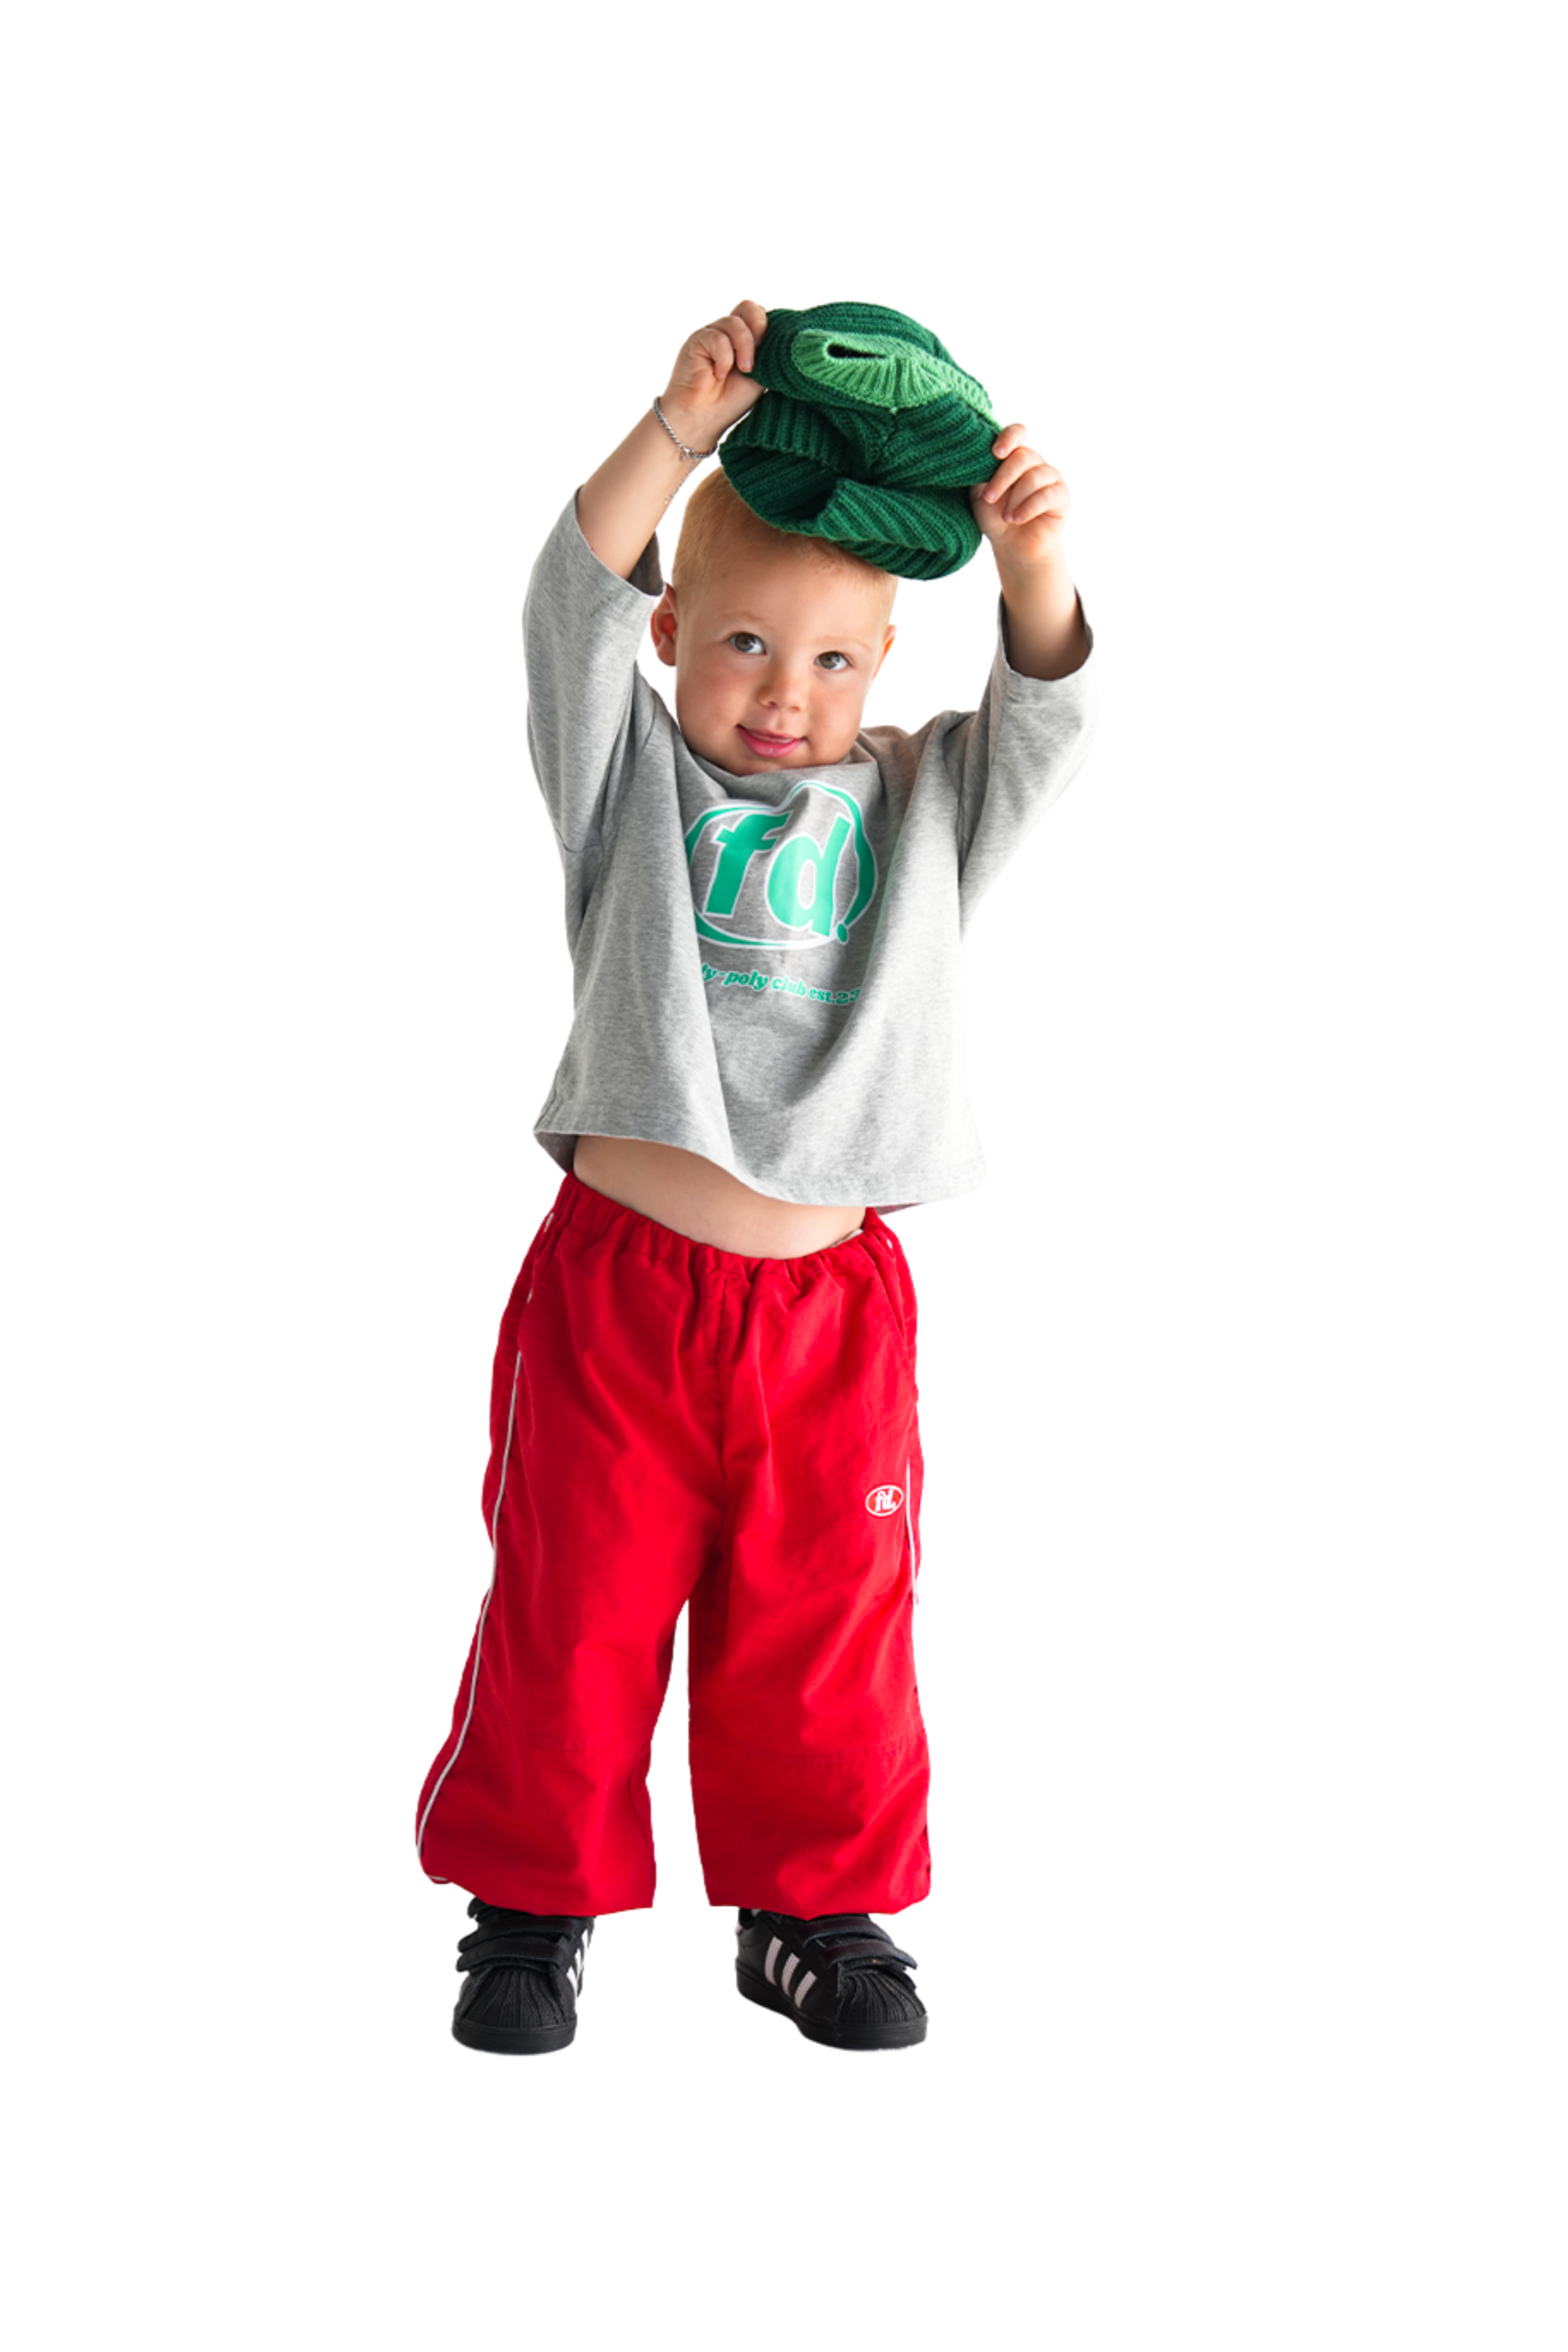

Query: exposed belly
571,1134,866,1259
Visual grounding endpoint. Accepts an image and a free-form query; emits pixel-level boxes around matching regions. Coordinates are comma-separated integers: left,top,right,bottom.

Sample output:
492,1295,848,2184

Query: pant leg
415,1174,726,1914
688,1210,930,1914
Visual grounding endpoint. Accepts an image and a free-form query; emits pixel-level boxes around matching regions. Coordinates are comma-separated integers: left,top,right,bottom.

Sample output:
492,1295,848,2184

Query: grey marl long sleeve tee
525,490,1097,1216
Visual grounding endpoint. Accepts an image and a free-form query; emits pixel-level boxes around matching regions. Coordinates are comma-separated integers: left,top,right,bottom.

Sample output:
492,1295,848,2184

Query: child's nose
760,660,811,712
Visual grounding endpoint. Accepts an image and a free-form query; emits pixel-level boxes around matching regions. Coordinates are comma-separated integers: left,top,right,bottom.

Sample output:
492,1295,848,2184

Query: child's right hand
661,302,769,449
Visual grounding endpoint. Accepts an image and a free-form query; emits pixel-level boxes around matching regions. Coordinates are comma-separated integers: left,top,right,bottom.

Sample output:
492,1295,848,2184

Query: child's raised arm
520,305,768,861
969,423,1090,681
574,302,769,578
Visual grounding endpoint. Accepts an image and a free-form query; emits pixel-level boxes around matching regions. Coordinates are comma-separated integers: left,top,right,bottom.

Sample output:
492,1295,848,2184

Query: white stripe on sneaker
793,1970,816,2008
781,1953,799,1995
764,1936,783,1985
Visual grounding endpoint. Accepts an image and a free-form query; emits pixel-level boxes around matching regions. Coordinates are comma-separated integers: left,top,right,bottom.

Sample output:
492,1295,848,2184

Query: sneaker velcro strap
456,1924,582,1977
764,1914,918,1978
814,1938,913,1969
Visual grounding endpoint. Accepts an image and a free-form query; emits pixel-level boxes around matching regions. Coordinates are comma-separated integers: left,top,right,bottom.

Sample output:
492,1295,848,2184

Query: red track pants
415,1167,929,1916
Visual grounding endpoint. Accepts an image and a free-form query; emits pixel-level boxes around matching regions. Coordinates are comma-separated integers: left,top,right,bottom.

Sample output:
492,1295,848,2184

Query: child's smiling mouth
737,725,802,758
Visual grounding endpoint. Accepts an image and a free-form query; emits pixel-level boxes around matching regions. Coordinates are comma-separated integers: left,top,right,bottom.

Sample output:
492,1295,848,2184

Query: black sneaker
450,1901,594,2054
736,1909,927,2050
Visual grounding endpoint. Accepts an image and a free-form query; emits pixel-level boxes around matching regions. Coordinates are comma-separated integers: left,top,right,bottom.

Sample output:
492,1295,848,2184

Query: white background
4,3,1563,2345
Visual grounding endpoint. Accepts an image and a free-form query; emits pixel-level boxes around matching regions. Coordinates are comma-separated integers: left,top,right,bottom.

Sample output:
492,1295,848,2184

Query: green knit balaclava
718,301,1001,583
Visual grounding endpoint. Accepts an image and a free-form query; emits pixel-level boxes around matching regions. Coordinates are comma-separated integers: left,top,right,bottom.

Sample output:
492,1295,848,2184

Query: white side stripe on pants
905,1454,919,1583
415,1346,523,1864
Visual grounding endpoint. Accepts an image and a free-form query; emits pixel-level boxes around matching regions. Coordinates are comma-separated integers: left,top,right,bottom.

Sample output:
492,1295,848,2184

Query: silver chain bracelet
652,394,721,461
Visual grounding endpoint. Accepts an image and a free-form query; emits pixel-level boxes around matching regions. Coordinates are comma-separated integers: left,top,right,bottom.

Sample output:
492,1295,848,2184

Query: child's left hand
969,424,1071,567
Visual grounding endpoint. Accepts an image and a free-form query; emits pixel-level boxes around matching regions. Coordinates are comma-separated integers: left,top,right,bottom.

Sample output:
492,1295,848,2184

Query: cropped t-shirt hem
532,1109,987,1217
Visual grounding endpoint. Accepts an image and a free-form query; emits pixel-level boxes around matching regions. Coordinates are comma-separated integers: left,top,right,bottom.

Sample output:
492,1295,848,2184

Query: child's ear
873,622,896,677
650,587,678,668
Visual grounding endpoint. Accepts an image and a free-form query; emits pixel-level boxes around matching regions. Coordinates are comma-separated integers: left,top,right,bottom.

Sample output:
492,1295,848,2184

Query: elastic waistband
546,1165,900,1289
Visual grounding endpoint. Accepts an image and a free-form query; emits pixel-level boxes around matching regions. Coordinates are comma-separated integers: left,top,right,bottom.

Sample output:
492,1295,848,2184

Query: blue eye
819,651,850,671
728,632,762,653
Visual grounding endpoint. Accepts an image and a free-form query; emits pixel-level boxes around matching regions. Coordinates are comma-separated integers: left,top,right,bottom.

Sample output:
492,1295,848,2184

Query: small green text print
700,962,861,1008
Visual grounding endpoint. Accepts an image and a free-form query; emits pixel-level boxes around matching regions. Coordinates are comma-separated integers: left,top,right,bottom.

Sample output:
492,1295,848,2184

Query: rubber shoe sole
452,2013,576,2055
737,1963,927,2050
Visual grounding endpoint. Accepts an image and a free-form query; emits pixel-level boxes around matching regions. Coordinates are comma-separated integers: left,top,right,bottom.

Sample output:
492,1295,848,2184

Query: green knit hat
717,300,1001,583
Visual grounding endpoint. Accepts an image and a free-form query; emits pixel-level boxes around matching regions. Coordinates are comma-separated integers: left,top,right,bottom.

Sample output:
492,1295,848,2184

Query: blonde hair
671,469,896,615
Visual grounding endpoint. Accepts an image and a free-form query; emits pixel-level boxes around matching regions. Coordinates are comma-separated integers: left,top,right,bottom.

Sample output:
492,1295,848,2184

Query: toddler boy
415,298,1096,2052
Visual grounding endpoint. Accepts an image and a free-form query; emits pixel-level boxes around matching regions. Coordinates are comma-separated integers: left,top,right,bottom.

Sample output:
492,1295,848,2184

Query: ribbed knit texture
718,301,1001,581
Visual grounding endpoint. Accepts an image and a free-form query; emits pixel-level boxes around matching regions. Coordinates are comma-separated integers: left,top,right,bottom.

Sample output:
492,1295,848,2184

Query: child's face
651,546,896,774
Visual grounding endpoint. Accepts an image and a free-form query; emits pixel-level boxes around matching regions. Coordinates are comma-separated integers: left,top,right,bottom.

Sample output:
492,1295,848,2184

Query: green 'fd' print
684,779,877,951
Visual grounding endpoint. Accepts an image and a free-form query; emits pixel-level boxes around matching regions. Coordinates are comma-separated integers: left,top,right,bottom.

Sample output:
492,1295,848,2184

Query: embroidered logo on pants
865,1484,905,1516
